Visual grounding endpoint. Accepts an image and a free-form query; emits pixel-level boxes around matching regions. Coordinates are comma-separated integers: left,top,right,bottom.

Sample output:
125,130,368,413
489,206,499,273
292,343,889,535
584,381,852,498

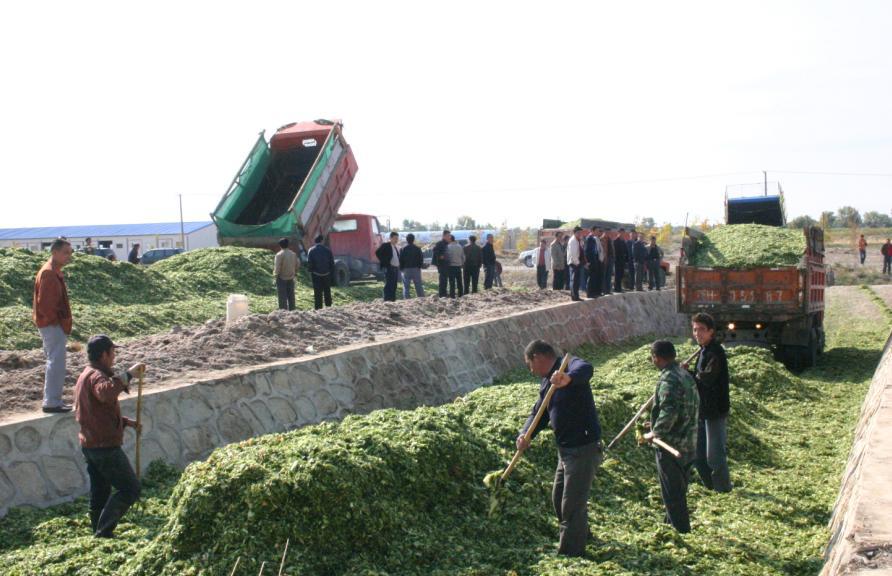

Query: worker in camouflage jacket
644,340,699,533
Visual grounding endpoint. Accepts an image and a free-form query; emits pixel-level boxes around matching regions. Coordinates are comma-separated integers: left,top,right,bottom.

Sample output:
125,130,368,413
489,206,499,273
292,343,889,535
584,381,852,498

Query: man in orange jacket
33,237,74,413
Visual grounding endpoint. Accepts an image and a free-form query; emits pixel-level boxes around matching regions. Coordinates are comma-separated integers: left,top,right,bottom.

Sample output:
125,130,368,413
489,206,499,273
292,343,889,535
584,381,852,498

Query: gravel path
0,289,569,419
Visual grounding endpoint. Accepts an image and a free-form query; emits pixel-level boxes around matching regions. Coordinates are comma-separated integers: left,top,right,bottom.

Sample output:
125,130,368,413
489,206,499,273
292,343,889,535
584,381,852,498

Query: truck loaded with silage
677,193,826,371
211,120,358,255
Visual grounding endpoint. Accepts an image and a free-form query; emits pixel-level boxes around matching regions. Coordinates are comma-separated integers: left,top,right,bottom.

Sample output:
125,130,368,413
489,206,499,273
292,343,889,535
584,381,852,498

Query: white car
519,247,541,268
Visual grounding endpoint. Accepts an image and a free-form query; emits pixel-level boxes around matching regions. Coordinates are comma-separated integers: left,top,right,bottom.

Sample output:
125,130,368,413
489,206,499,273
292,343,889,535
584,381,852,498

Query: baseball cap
87,334,120,357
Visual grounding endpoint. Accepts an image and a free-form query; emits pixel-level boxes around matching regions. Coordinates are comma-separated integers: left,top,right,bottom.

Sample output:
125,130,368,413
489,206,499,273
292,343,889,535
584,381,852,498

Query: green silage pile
689,224,807,268
3,285,887,574
0,247,383,349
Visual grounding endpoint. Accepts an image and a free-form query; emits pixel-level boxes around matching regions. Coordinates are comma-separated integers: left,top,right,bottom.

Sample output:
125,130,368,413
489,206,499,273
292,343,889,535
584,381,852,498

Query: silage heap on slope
124,343,811,576
689,224,808,269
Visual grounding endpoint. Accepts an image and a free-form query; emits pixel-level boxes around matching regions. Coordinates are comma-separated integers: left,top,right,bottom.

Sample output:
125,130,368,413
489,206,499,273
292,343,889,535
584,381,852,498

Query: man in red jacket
75,334,146,538
33,237,74,413
882,238,892,275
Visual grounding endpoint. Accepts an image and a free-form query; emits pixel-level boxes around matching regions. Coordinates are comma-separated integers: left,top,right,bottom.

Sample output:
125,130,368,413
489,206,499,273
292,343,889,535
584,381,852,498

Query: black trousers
438,267,449,296
614,261,625,293
655,449,692,533
82,446,141,537
383,266,399,302
536,265,548,289
311,273,332,310
448,266,464,297
627,260,636,290
553,268,566,290
587,261,602,297
634,260,646,290
463,266,480,294
276,277,295,311
569,264,582,300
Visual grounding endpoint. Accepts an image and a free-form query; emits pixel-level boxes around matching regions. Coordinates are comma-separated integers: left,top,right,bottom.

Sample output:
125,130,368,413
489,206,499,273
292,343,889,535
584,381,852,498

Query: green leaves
689,224,807,268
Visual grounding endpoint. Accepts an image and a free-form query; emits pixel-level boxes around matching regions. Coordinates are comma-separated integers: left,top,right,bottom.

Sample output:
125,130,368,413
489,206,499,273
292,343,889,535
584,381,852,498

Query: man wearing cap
307,234,335,310
33,237,74,413
75,335,145,538
274,237,299,311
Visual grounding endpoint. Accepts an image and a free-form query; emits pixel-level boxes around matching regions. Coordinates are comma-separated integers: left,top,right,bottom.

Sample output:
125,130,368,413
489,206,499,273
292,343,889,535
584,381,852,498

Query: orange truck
676,195,826,370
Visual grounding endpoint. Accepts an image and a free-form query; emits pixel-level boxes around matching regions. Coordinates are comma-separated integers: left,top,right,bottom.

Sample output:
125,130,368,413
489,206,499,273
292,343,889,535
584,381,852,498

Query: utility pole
763,170,768,196
178,194,186,250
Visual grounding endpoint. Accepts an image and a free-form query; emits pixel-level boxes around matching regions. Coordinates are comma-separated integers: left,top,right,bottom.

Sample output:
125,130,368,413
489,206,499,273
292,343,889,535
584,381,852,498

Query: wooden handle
135,371,144,480
607,394,654,451
606,348,701,451
500,353,572,483
652,437,682,459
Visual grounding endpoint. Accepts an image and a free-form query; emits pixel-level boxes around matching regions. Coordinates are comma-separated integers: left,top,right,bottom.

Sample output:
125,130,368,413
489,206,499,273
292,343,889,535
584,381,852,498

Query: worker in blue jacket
517,340,603,557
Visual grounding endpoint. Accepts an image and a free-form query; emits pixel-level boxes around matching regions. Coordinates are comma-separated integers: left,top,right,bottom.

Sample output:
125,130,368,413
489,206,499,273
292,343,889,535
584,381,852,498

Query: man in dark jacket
74,335,145,537
882,238,892,275
647,236,662,290
375,231,401,302
482,233,497,289
307,235,335,310
127,243,140,265
632,233,648,291
399,233,425,298
432,230,451,297
584,226,602,298
517,340,603,557
626,231,638,290
685,313,732,492
613,228,629,293
463,235,483,294
602,229,614,295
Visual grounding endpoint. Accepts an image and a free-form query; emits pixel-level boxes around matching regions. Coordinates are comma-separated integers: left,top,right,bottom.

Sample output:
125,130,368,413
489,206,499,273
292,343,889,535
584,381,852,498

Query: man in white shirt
566,226,584,301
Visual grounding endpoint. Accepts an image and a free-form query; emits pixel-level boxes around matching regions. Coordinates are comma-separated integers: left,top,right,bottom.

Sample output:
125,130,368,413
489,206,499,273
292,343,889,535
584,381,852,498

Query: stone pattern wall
0,290,688,516
822,333,892,575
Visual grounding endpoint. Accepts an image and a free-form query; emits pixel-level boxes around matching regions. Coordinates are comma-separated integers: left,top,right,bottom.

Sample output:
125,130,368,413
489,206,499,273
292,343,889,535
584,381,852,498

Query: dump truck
677,191,826,370
211,120,384,286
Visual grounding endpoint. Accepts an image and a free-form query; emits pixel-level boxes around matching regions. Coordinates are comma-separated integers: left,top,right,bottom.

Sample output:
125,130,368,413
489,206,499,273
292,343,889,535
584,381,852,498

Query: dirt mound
0,289,569,419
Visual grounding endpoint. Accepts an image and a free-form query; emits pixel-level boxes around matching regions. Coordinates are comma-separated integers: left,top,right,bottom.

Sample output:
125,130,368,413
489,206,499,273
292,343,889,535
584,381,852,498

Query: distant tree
788,215,817,229
455,215,477,230
428,221,441,232
837,206,862,227
638,216,656,230
820,211,837,229
862,211,892,228
401,219,424,230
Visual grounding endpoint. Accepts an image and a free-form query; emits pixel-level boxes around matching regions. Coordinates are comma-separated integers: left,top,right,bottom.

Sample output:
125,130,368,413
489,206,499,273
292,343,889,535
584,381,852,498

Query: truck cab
328,214,385,286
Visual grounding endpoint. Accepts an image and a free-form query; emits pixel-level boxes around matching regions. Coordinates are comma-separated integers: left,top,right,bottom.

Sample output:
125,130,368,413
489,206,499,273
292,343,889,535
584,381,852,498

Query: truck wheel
524,255,533,268
333,261,350,288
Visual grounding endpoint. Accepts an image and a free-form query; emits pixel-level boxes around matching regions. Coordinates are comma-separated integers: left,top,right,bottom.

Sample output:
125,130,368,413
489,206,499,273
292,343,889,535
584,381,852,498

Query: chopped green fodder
2,304,887,575
689,224,807,268
0,247,390,349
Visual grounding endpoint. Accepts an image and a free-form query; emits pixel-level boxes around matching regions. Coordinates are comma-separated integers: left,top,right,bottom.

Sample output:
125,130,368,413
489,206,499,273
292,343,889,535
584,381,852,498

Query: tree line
788,207,891,229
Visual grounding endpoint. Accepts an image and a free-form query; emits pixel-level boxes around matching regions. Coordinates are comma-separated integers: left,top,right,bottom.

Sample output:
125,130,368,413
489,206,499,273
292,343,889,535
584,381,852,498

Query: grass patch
2,295,886,575
0,247,425,350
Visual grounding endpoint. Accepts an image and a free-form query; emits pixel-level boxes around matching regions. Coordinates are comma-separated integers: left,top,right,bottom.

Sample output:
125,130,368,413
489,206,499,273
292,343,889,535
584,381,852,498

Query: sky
1,0,890,231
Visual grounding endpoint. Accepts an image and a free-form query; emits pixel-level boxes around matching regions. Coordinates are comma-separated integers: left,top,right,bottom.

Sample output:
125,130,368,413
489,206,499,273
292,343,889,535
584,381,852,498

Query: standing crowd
549,226,664,301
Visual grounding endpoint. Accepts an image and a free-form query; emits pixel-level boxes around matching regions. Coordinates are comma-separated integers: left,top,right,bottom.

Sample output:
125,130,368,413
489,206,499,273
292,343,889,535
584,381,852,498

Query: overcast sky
1,1,890,230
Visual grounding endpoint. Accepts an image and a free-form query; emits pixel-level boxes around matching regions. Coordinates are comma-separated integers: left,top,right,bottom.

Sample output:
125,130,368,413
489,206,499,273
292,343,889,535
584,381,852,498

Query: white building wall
185,224,218,251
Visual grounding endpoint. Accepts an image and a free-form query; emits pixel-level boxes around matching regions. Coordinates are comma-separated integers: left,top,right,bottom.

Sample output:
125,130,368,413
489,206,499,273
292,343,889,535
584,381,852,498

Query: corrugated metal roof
0,222,214,241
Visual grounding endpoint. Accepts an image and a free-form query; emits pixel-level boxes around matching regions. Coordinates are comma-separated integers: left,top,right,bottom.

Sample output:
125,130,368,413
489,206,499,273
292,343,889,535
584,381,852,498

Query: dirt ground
0,289,571,420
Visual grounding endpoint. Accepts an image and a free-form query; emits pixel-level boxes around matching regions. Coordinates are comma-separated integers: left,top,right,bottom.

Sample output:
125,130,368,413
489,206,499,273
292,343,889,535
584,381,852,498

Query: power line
770,170,892,178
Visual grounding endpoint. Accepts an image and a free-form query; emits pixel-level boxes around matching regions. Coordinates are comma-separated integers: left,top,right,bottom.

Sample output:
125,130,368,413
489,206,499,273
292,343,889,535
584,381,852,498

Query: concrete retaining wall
0,290,688,517
822,333,892,575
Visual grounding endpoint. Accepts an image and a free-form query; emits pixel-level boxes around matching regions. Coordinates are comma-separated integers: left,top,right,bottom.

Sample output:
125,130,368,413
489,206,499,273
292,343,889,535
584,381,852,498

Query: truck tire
333,261,350,288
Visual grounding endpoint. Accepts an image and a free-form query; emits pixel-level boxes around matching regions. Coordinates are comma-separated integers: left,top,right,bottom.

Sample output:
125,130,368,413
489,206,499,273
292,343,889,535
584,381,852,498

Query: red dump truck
211,120,383,286
676,194,826,370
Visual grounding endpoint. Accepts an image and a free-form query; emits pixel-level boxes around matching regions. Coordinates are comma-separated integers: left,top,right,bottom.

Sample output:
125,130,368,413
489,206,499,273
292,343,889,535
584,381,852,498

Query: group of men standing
428,230,500,297
546,227,664,301
273,236,335,312
518,311,731,556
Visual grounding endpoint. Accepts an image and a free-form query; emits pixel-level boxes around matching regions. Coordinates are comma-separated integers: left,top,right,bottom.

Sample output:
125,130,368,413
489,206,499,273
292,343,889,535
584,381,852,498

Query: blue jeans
401,268,424,298
694,416,732,492
39,324,67,408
